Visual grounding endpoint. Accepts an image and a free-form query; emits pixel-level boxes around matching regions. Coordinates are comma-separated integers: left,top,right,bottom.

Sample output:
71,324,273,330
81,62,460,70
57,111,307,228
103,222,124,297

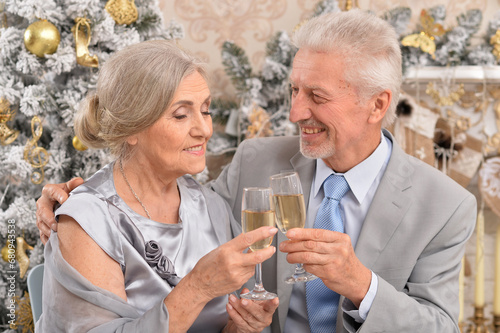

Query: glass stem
295,263,306,274
253,263,265,292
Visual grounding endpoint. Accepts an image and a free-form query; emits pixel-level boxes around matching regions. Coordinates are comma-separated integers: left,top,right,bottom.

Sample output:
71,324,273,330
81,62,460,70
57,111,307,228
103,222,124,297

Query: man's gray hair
292,9,402,127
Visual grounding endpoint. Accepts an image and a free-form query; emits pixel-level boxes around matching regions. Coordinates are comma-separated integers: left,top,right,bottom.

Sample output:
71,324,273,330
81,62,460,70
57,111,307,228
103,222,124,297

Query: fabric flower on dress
145,240,162,266
156,256,181,287
144,240,181,287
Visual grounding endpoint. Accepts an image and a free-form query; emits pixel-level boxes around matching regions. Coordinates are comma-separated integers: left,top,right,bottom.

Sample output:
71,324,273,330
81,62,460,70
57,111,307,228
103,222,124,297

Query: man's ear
368,89,391,124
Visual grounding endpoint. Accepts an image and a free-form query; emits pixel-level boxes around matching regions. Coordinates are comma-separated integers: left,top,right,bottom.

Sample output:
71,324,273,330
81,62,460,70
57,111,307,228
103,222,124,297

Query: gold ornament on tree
72,135,88,151
1,2,8,29
23,19,60,57
343,0,358,11
1,243,10,262
490,29,500,62
23,116,50,185
13,291,34,332
0,97,19,146
105,0,138,25
16,237,33,279
72,17,99,68
246,104,273,139
401,10,446,59
426,82,465,106
484,86,500,155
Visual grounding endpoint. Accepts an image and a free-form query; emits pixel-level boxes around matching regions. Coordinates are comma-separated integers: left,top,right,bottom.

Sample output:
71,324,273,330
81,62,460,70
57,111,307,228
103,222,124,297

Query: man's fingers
227,294,254,327
230,227,278,251
279,237,347,255
228,294,278,328
227,295,261,329
36,197,58,233
65,177,84,193
40,231,48,246
37,206,56,234
285,251,326,265
286,228,344,242
263,297,280,313
41,183,69,205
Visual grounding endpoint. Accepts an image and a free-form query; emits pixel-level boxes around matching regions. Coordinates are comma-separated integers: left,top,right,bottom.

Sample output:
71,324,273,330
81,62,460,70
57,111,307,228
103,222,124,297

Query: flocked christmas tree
0,0,183,331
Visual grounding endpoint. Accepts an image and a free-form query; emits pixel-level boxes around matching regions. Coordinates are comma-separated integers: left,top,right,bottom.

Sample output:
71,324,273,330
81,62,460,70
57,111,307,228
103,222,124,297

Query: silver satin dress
36,163,236,332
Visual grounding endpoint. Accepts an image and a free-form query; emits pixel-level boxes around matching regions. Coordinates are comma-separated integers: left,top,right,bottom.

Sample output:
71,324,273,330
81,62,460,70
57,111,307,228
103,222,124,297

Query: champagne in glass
242,210,275,250
270,172,317,284
273,194,306,233
240,187,278,300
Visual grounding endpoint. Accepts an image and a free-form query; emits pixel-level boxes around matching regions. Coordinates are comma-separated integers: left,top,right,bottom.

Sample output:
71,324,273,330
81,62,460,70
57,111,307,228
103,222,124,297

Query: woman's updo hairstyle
74,40,207,158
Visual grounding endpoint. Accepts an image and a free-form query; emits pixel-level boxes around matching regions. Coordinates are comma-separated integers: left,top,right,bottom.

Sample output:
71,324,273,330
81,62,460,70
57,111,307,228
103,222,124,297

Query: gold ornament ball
24,20,61,57
1,244,10,262
72,136,88,151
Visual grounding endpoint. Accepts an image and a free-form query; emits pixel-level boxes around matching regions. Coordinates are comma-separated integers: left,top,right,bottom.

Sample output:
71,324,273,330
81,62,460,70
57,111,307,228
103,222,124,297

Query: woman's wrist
162,274,214,332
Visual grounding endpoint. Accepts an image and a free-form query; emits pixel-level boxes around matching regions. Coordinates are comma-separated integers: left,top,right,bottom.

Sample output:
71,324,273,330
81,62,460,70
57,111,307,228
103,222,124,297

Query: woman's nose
192,113,212,138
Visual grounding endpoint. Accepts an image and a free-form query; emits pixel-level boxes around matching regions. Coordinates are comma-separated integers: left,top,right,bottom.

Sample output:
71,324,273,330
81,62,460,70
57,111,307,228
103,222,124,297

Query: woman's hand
224,289,279,333
36,177,84,244
165,227,278,332
182,226,278,302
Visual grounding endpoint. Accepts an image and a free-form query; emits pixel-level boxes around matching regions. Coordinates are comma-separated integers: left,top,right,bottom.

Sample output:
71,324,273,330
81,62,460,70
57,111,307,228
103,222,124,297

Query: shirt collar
313,131,389,204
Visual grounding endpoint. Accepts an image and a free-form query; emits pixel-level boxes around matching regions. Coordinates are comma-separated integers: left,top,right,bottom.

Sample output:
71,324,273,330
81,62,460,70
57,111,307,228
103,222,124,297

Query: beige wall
159,0,316,99
160,0,497,98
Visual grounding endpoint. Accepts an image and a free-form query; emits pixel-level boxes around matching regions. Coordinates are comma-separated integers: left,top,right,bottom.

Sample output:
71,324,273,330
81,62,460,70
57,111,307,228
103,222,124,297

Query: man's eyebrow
289,81,328,93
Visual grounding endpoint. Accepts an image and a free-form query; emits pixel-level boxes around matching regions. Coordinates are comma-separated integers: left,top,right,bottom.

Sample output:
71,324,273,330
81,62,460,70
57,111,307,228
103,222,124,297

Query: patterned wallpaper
159,0,494,99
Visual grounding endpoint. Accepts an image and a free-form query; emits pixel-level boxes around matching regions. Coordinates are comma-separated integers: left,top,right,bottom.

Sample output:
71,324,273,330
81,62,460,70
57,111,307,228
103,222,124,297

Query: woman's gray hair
292,9,402,127
74,40,207,158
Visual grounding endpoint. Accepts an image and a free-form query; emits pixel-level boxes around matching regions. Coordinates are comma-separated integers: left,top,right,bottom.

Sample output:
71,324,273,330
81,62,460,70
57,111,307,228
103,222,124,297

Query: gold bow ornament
401,10,446,59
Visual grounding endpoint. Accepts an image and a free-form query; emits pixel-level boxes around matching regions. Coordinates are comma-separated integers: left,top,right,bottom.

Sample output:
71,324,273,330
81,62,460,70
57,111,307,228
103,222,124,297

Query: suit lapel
355,139,413,268
200,185,229,245
274,151,315,331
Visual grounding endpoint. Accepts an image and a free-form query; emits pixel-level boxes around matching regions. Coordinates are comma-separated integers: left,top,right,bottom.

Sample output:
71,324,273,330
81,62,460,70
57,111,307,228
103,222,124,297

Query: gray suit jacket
211,130,476,333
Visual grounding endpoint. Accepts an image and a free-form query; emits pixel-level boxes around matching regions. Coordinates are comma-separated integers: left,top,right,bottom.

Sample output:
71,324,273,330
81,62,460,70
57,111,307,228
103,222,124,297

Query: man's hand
36,177,84,244
224,290,279,333
279,228,372,308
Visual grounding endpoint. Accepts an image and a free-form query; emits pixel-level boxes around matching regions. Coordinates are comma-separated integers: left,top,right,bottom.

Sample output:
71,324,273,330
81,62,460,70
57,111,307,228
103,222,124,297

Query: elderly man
37,9,475,333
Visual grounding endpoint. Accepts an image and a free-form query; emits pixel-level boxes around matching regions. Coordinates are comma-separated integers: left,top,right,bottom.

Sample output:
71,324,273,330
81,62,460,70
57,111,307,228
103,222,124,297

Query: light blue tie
306,174,350,333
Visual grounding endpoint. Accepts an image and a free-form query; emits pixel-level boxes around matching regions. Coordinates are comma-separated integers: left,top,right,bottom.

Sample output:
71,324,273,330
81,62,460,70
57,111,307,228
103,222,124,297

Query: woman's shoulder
54,162,127,265
55,163,115,217
71,162,116,198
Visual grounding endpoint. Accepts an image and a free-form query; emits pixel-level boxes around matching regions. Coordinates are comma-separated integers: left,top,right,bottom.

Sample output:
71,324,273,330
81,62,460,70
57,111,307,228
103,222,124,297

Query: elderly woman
36,40,278,332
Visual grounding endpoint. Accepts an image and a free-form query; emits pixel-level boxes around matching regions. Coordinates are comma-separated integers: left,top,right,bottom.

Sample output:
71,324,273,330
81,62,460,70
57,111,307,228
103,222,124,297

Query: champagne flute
240,187,278,300
270,172,318,284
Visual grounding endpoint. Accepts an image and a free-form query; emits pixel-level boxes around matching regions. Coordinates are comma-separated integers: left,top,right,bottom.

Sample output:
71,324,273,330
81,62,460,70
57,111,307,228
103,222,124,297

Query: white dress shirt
283,132,392,332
